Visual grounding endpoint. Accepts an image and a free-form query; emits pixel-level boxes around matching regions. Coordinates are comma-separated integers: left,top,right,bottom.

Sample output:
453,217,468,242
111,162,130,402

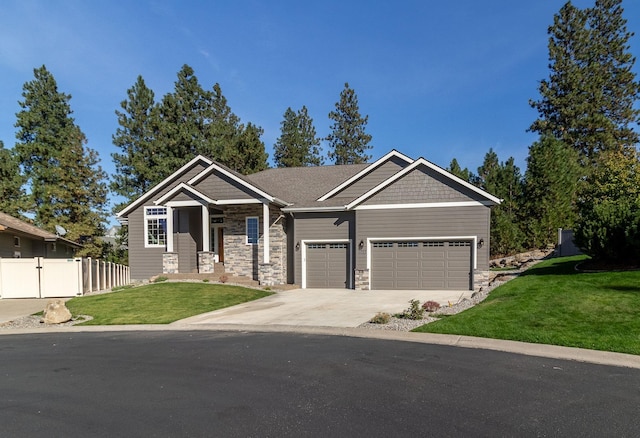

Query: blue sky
1,0,639,213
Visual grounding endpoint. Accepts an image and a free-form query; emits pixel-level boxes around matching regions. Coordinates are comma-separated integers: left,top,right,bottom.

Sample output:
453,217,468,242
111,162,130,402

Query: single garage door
371,240,471,290
305,243,349,288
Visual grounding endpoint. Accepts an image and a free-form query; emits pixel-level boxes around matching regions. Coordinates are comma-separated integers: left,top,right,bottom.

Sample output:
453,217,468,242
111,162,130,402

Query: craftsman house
117,150,500,291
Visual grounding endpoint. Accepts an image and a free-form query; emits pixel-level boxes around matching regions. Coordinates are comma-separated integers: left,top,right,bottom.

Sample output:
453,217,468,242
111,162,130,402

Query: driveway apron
176,288,472,327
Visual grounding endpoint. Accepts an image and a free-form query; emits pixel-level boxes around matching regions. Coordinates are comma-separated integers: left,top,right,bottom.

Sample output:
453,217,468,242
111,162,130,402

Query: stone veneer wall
162,252,179,274
223,205,287,284
473,270,490,293
354,268,369,291
257,206,286,285
198,251,215,274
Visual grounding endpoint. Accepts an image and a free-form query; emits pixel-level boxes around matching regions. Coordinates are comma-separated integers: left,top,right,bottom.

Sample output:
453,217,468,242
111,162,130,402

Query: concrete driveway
176,288,473,328
0,299,51,324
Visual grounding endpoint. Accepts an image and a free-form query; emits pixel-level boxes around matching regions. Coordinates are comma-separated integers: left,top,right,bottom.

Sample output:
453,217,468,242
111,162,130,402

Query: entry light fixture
478,238,484,248
358,240,364,250
295,241,300,251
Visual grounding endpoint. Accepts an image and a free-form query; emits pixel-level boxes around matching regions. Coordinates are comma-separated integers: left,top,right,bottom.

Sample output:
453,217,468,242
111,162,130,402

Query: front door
217,228,224,262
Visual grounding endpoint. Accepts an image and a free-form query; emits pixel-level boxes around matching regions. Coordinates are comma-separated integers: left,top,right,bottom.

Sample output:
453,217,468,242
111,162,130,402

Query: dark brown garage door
371,241,471,290
306,243,349,288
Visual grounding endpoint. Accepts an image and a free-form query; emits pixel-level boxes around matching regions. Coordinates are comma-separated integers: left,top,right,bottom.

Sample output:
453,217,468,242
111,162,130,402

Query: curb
2,323,639,370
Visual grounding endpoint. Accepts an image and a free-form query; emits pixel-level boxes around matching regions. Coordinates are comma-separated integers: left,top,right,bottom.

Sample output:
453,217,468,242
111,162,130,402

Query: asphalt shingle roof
247,164,369,207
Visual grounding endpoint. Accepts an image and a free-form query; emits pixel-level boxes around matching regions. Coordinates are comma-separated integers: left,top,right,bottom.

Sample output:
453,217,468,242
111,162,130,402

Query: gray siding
355,206,491,271
293,212,354,286
175,207,200,273
151,162,210,202
194,170,259,201
0,234,34,257
128,202,165,280
362,166,487,205
332,156,409,199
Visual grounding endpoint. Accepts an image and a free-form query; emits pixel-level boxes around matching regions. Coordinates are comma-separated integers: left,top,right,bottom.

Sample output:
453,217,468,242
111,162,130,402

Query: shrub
203,279,210,283
395,299,424,320
369,312,391,324
422,300,441,313
153,276,168,283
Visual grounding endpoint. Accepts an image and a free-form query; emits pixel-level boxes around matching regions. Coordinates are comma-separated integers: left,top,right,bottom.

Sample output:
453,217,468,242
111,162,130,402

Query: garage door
305,243,349,288
371,240,471,290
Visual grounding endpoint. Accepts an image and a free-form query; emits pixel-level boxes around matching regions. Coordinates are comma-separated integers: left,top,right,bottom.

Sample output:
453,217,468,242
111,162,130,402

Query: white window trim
144,206,168,248
246,216,259,245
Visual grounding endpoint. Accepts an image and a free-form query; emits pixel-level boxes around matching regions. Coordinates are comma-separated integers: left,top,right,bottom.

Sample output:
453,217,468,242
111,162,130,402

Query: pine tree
0,141,26,217
224,123,269,174
327,83,373,165
206,82,242,166
155,64,210,173
15,65,108,257
522,137,581,248
529,0,640,164
274,106,323,167
477,149,525,256
111,75,159,208
447,158,475,183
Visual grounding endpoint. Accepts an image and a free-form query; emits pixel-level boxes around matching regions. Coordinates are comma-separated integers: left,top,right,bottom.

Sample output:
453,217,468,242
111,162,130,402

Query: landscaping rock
42,299,72,324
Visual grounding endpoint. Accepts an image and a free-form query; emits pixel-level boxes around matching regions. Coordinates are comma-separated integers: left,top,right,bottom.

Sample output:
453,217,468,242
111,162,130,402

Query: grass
413,255,640,355
66,282,272,325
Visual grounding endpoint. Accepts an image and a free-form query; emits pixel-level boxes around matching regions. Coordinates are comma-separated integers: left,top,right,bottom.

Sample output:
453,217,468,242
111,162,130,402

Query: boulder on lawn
43,299,72,324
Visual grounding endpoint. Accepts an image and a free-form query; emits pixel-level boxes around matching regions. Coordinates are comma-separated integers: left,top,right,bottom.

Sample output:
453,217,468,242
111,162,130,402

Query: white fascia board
281,206,348,213
155,183,216,206
316,150,414,201
347,158,502,210
188,163,275,202
354,201,495,210
116,155,213,218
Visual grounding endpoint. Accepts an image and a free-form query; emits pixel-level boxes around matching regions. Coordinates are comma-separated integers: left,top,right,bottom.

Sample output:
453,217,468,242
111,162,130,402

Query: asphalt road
1,331,639,437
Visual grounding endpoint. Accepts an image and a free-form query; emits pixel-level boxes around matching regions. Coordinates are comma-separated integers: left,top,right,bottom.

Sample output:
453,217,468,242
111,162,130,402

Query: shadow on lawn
519,258,582,277
607,285,640,293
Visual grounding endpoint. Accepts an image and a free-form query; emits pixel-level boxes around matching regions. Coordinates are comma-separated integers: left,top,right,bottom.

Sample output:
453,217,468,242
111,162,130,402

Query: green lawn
413,255,640,355
66,282,272,325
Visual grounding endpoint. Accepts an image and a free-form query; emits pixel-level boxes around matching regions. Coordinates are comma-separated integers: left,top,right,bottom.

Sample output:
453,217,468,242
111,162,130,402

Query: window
14,236,20,247
246,217,259,245
307,244,326,249
449,241,471,247
373,242,393,248
423,241,444,247
145,207,168,247
329,243,347,249
397,242,419,248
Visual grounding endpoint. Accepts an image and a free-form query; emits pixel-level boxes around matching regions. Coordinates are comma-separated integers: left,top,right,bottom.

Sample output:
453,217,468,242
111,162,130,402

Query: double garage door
304,240,472,290
371,240,472,290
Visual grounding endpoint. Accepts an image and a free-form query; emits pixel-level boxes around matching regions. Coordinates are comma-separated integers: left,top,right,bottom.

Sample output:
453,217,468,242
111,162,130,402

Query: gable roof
0,212,82,248
117,155,213,219
316,150,413,201
346,157,502,209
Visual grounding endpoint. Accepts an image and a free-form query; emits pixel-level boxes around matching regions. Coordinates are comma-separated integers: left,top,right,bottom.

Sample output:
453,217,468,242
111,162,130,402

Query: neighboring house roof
117,150,501,218
0,212,82,248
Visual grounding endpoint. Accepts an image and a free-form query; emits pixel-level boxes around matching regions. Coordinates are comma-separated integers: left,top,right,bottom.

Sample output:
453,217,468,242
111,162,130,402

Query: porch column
201,204,210,252
166,206,174,252
263,202,269,263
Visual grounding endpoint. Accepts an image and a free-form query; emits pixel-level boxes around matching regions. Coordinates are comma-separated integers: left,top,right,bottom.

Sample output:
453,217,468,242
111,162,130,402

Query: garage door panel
371,240,471,290
306,243,349,289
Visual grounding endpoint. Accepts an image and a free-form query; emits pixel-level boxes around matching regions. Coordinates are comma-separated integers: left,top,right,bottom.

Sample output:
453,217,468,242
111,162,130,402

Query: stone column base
473,270,490,293
259,263,283,286
354,268,370,290
163,252,179,274
198,251,215,274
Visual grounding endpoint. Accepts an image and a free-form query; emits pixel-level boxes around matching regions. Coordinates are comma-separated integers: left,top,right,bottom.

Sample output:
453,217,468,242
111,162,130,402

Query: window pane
247,217,258,244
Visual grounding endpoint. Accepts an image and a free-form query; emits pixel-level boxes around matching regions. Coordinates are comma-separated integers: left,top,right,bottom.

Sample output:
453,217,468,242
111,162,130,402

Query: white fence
0,257,130,299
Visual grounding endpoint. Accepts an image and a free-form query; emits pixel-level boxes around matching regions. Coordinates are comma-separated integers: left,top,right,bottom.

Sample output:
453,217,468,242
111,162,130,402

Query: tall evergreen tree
206,82,242,165
327,83,373,165
111,75,159,208
446,158,477,184
522,137,581,248
15,65,108,257
155,64,210,173
0,141,26,217
477,149,525,256
225,123,269,174
274,106,323,167
529,0,640,164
